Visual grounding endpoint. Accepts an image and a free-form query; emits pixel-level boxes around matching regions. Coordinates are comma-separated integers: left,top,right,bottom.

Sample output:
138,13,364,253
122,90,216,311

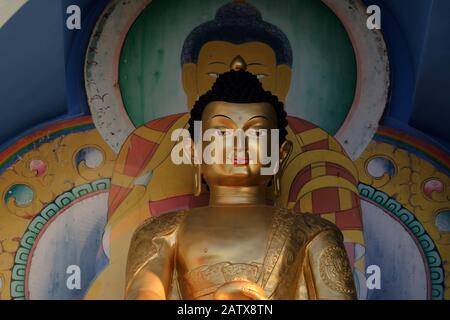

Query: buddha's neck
209,185,266,206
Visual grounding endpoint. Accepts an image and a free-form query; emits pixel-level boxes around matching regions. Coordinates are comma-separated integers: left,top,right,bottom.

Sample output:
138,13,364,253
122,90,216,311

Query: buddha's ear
182,63,198,109
279,140,293,169
190,138,202,166
275,64,292,103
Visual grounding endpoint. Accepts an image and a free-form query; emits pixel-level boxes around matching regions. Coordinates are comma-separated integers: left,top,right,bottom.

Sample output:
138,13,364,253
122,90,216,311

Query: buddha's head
188,70,292,190
181,1,293,109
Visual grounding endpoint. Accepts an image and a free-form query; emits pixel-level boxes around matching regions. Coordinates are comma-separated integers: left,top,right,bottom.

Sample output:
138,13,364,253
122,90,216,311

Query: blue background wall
0,0,448,301
363,0,450,148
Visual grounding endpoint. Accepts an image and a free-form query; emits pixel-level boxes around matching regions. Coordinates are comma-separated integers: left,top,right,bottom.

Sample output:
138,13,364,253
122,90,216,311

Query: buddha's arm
126,269,168,300
125,211,185,300
304,229,357,300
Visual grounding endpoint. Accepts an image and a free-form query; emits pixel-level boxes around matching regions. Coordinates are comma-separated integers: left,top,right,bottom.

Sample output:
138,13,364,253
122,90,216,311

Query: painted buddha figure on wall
180,0,292,108
125,70,356,300
86,1,363,299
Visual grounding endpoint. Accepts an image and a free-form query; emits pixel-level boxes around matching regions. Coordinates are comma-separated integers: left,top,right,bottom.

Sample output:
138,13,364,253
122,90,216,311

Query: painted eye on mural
255,74,268,80
207,72,220,79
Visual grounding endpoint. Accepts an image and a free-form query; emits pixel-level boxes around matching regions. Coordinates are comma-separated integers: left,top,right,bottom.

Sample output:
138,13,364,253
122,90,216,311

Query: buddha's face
182,41,292,108
197,101,288,188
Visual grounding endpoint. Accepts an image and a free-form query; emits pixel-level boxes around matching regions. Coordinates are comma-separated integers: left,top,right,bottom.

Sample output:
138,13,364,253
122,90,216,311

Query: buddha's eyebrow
247,115,269,121
247,62,264,66
208,61,227,65
210,114,233,120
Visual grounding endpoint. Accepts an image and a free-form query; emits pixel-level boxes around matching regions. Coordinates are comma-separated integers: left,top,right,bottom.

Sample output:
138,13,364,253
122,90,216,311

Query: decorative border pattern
85,0,389,159
375,126,450,176
0,116,95,175
10,179,111,300
358,182,444,300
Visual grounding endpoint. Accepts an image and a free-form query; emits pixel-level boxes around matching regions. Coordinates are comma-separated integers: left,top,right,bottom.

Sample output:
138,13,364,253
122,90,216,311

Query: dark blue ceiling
0,0,449,151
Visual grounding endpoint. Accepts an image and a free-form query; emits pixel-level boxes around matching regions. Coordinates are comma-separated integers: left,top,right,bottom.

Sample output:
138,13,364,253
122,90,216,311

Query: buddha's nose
230,55,247,71
233,129,247,149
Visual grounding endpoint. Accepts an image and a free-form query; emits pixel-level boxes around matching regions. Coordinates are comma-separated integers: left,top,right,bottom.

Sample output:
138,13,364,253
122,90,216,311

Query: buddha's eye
215,128,232,136
207,72,219,79
247,129,267,137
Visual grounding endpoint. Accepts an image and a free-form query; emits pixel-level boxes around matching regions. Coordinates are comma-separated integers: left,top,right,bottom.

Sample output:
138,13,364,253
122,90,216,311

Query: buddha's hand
214,280,267,300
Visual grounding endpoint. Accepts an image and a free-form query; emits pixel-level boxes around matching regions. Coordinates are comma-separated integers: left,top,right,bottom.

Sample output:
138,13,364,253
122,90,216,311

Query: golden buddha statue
125,70,356,300
85,1,363,299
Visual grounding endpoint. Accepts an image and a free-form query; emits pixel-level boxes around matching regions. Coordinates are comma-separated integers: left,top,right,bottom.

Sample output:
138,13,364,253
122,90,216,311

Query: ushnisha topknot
188,70,289,144
181,1,293,67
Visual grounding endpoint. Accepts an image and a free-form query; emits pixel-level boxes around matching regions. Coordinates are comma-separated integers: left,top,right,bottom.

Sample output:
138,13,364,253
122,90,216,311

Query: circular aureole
435,210,450,233
366,156,396,179
85,0,389,159
4,184,34,207
423,178,445,199
74,146,105,170
28,159,46,177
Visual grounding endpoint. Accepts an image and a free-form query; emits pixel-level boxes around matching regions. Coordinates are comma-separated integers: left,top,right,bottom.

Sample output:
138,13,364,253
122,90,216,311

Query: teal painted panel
119,0,356,134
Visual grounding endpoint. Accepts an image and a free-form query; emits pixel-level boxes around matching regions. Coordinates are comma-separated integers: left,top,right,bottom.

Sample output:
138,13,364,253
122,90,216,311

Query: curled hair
188,70,288,144
181,1,292,66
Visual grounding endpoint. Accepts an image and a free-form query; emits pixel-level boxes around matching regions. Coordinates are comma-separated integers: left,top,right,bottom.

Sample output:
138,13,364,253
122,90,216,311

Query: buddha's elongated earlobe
280,140,293,167
273,172,281,198
274,140,293,198
194,164,202,196
191,140,203,197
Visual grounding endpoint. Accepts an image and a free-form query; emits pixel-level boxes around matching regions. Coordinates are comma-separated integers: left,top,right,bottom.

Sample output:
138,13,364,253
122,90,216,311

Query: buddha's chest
174,208,310,299
177,209,272,269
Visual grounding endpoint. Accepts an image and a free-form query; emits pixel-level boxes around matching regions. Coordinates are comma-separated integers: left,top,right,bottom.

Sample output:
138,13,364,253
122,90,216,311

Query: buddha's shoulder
131,210,187,243
126,211,186,286
273,207,342,239
127,211,186,276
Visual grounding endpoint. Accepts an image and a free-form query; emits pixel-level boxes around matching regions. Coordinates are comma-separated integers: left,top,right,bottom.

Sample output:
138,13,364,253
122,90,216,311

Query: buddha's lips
226,152,251,165
233,157,250,165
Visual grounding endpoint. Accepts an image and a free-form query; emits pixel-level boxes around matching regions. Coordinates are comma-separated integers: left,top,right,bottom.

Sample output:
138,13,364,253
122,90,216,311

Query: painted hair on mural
181,1,293,66
188,70,289,144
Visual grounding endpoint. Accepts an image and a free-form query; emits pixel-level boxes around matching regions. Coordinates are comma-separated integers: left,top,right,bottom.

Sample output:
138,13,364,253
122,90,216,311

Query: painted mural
0,0,448,300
